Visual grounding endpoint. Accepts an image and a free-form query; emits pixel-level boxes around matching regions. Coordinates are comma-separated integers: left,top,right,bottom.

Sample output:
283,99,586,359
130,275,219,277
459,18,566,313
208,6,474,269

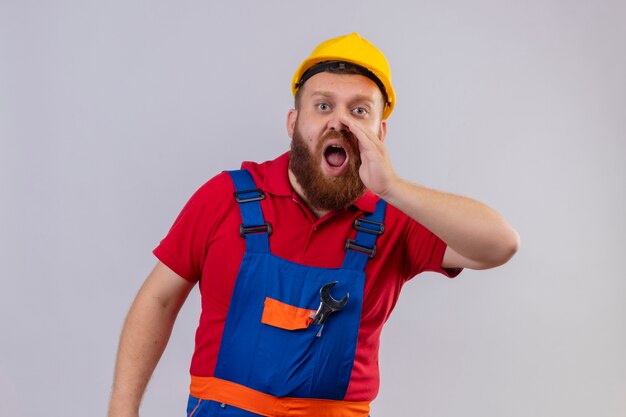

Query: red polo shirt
154,152,459,401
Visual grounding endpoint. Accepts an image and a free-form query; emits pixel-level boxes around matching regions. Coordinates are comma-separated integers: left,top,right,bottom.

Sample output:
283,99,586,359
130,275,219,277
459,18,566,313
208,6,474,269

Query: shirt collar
244,151,379,213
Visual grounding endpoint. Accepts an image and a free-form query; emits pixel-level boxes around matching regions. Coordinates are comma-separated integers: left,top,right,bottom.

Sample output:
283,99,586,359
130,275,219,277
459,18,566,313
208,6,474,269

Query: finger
339,117,378,150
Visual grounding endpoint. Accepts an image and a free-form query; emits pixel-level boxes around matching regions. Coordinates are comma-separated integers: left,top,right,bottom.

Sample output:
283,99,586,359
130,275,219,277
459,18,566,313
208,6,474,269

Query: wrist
377,174,404,201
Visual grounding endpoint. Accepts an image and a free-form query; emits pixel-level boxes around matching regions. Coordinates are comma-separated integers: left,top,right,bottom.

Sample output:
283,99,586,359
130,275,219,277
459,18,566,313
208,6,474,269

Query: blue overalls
187,170,386,417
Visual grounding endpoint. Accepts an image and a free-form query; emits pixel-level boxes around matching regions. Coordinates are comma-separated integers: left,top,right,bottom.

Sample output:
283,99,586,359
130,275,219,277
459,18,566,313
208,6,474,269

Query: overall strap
227,169,270,253
341,199,387,271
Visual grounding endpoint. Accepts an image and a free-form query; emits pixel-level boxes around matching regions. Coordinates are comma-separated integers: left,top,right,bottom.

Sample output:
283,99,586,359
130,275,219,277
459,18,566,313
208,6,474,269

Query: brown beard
289,126,365,212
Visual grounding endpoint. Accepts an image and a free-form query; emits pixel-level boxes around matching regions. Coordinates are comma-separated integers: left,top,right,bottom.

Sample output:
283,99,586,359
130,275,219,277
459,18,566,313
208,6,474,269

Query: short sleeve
153,172,234,282
401,215,463,280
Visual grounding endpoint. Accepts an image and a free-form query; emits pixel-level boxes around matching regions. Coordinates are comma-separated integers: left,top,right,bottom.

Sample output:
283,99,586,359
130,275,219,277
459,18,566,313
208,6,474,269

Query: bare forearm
108,263,194,417
108,297,176,416
341,116,518,268
382,177,519,267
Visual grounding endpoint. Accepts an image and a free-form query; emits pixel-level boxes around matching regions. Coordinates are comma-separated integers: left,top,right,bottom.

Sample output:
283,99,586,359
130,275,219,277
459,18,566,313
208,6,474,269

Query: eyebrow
310,91,333,98
310,91,376,104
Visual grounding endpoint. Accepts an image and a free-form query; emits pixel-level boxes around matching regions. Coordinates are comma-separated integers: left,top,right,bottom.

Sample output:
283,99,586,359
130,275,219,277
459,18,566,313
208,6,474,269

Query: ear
379,119,387,142
287,109,298,139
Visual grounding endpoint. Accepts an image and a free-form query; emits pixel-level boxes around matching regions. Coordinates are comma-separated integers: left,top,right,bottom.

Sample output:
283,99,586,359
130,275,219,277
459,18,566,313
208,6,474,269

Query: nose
327,109,350,134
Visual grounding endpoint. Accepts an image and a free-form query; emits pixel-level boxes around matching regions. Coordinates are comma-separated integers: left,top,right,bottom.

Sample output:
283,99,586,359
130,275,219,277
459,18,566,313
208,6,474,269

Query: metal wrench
311,281,349,325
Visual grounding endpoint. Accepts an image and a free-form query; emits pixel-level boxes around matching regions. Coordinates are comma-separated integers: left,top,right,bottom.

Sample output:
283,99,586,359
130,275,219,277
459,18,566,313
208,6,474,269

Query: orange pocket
261,297,316,331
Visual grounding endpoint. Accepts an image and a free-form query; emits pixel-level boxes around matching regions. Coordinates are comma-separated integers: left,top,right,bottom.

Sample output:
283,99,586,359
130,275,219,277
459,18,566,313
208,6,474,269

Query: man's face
287,71,387,212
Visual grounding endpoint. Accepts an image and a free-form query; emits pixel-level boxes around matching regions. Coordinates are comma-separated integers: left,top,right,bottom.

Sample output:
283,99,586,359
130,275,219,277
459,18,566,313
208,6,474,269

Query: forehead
300,72,384,103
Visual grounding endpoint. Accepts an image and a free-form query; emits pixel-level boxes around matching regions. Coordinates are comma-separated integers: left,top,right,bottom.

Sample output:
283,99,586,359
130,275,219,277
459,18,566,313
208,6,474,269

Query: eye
353,107,368,116
317,103,330,111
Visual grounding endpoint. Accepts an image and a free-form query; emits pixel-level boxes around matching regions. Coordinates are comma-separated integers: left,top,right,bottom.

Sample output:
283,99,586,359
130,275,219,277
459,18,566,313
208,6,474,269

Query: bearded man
108,33,519,417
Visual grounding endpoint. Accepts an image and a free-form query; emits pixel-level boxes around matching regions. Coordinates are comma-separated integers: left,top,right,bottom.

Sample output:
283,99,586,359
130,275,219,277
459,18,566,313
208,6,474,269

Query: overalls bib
188,170,387,417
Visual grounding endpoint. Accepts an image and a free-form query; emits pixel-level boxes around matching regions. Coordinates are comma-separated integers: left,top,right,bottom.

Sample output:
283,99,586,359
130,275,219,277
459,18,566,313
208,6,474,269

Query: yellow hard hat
292,32,396,119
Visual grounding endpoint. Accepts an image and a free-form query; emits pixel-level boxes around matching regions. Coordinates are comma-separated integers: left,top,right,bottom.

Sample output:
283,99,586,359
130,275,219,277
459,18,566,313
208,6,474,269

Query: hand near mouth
339,116,398,199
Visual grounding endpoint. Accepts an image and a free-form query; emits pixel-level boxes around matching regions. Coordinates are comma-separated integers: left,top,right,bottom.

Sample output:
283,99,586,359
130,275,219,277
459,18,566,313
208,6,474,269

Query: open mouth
324,144,348,168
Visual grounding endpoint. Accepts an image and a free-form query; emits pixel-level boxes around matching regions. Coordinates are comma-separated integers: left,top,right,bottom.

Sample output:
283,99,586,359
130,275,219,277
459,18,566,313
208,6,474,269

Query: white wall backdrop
1,1,625,416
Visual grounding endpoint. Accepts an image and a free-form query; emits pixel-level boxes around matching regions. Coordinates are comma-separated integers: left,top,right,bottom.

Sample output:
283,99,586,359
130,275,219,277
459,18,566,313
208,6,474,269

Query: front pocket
261,297,316,331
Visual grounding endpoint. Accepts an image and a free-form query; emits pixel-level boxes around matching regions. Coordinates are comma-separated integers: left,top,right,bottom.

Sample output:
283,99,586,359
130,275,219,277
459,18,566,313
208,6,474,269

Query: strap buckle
353,218,385,236
240,222,273,237
344,239,376,258
234,189,266,203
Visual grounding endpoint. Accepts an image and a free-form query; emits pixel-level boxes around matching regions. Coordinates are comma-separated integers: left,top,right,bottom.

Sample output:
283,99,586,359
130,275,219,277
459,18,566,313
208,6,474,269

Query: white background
1,1,625,416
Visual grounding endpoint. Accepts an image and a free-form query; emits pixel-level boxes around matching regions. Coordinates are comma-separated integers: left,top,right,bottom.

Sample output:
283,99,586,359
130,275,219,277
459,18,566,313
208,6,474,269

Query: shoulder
185,152,288,211
241,152,291,193
382,202,417,229
187,171,236,208
379,202,440,251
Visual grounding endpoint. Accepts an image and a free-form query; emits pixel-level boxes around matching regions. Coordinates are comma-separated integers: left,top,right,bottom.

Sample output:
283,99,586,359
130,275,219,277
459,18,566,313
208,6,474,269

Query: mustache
320,130,358,150
321,129,355,143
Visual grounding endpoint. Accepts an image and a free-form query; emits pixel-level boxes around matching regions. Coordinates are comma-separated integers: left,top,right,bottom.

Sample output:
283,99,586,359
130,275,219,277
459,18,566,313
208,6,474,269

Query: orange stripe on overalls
190,376,370,417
